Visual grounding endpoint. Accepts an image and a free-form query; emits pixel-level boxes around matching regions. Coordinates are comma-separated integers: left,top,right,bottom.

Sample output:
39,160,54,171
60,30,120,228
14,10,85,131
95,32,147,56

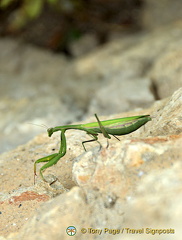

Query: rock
148,88,182,136
0,237,7,240
149,48,182,98
142,0,182,29
1,18,182,239
0,39,83,153
88,77,154,115
123,162,182,240
73,88,182,199
1,22,182,153
0,88,181,239
15,187,124,240
69,34,98,57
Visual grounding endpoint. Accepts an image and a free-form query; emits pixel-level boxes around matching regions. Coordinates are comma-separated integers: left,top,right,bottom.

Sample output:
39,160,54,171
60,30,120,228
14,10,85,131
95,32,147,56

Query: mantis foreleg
34,153,58,183
34,129,66,183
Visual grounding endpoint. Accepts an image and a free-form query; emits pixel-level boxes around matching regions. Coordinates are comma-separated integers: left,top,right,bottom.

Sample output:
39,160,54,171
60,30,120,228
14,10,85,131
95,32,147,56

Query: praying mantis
34,114,151,183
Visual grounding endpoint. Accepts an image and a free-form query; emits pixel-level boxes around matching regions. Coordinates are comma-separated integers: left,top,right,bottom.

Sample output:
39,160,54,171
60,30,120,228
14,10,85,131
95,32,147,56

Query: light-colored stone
0,87,181,239
149,48,182,98
12,187,124,240
147,88,182,136
1,22,182,153
88,77,154,115
1,19,182,239
142,0,182,29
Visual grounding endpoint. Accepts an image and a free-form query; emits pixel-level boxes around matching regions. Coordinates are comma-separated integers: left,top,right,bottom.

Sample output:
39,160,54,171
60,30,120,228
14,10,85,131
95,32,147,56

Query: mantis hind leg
113,135,120,141
106,135,120,148
82,134,102,151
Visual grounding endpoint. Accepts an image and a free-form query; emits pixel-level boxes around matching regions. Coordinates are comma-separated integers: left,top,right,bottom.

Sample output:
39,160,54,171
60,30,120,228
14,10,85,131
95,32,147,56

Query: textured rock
142,0,182,29
1,18,182,239
14,187,124,240
1,22,182,152
149,48,182,98
0,88,181,239
88,77,154,115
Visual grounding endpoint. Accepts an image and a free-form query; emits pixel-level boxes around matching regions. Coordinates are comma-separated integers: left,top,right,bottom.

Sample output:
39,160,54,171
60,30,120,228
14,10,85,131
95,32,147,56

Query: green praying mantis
34,114,151,184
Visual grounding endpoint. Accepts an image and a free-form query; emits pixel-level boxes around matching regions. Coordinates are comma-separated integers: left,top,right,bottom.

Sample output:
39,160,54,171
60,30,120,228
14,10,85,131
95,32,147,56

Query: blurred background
0,0,143,54
0,0,182,153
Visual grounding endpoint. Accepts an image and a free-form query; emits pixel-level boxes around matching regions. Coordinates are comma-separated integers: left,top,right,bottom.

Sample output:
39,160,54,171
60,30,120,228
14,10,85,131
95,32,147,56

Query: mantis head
47,128,54,137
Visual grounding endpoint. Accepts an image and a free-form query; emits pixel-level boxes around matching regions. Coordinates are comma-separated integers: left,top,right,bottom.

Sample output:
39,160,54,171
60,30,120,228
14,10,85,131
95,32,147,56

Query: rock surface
0,15,182,239
142,0,182,29
1,21,182,153
0,88,181,239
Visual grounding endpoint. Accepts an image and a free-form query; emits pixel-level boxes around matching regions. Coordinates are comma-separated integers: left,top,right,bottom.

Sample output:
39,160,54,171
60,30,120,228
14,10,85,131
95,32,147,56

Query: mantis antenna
28,123,48,129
